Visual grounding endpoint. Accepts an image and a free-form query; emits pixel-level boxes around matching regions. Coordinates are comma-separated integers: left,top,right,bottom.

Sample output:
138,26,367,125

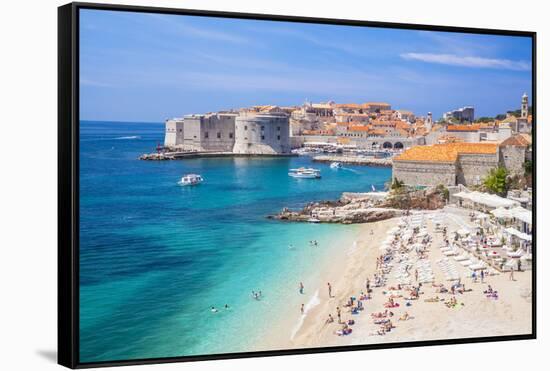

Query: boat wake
342,167,361,174
290,289,320,340
114,135,141,140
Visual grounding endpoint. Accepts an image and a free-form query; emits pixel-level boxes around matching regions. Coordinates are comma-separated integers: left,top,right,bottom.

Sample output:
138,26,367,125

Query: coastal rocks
340,192,389,203
380,187,447,210
269,201,403,224
269,188,446,225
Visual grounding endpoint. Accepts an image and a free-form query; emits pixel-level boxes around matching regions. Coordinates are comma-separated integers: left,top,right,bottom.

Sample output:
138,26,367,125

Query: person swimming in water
211,306,218,313
224,304,230,310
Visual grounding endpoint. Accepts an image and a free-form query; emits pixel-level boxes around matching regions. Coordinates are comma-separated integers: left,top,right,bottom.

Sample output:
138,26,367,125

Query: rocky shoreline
268,187,447,224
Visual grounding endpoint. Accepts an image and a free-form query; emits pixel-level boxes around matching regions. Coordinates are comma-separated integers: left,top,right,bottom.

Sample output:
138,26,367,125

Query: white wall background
0,0,546,370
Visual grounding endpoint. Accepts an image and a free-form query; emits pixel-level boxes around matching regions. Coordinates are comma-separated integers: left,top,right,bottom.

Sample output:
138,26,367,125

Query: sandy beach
261,206,532,351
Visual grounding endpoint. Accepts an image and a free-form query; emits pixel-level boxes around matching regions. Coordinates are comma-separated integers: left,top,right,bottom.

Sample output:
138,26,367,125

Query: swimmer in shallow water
211,306,218,313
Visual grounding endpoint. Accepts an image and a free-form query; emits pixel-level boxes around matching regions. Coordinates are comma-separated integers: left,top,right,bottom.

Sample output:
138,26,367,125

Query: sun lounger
454,254,469,261
507,250,524,258
469,262,486,270
443,250,459,256
459,259,472,266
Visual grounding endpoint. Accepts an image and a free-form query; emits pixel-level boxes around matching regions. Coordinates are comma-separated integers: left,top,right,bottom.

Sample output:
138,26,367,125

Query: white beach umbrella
456,229,470,236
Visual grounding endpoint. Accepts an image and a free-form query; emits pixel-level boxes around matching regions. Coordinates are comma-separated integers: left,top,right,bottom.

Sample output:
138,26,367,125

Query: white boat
288,167,321,179
178,174,204,186
330,162,342,169
307,217,321,223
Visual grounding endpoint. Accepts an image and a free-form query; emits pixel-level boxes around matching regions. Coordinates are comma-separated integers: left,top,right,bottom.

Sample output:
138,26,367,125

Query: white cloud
144,13,250,45
400,52,530,71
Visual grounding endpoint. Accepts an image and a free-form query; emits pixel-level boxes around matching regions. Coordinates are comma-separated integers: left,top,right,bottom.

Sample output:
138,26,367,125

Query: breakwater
312,155,392,167
139,151,296,160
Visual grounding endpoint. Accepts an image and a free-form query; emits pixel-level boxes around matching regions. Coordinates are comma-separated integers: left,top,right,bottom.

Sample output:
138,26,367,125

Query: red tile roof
395,143,498,163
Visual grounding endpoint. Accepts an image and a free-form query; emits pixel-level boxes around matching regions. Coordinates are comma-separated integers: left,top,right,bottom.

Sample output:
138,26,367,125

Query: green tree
435,184,450,201
391,178,405,191
448,117,460,124
475,117,494,123
483,167,508,196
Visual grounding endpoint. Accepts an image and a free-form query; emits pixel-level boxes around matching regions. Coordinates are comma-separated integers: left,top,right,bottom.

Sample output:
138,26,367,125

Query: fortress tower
233,111,290,155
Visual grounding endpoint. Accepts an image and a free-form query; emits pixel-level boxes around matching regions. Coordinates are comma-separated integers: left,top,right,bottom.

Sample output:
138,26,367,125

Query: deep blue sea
79,121,392,362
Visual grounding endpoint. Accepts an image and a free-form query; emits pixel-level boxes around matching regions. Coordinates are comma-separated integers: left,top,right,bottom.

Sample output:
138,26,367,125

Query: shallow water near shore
78,121,391,362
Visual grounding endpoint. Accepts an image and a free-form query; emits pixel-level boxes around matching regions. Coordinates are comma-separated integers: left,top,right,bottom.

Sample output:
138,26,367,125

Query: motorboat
178,174,204,186
288,167,321,179
330,162,342,169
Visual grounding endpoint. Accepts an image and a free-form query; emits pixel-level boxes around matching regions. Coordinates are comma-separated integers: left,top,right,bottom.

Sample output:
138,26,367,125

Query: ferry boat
178,174,204,186
330,162,342,169
288,167,321,179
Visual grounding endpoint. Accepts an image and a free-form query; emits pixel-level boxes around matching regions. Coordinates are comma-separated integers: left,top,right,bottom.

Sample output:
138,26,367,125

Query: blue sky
80,9,533,122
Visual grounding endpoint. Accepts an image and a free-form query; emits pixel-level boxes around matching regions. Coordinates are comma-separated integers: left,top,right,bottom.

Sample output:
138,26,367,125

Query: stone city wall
456,153,498,186
392,160,457,186
182,114,236,152
499,146,526,177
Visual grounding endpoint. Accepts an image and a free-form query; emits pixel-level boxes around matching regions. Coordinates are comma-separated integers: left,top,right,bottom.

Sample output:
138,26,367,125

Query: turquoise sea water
79,121,392,362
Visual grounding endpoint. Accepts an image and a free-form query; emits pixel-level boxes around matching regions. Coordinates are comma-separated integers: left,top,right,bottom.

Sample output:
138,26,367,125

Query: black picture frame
58,2,537,368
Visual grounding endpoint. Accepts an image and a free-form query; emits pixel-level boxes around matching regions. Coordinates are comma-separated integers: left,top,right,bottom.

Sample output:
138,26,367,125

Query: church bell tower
521,92,529,119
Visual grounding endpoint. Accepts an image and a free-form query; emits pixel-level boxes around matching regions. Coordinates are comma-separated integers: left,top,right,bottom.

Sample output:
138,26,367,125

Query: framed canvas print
58,2,536,368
